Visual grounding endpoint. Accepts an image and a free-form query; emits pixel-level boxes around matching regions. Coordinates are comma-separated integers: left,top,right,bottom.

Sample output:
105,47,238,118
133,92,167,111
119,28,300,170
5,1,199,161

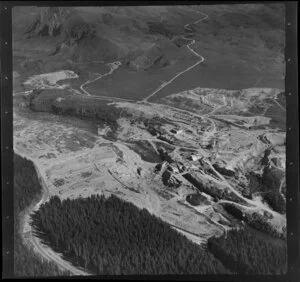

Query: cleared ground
13,4,286,275
14,96,224,245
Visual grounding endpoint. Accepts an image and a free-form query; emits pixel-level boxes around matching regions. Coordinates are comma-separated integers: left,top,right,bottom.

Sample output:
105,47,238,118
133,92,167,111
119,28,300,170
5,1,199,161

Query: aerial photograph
12,3,286,276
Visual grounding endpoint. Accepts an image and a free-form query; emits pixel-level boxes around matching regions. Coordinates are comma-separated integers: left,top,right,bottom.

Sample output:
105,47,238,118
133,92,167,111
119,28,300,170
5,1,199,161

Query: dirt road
80,61,121,96
142,11,209,102
76,11,209,104
15,150,91,276
15,6,285,276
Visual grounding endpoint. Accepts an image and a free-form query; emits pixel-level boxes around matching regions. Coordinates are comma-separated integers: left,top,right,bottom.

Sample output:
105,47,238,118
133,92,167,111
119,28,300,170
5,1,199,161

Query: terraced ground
13,4,286,276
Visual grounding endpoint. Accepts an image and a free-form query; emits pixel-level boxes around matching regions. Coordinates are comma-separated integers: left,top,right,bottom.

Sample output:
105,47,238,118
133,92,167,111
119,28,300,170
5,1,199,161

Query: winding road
75,11,209,104
75,11,208,104
142,11,209,102
77,61,135,102
15,150,91,276
16,10,211,276
16,7,285,277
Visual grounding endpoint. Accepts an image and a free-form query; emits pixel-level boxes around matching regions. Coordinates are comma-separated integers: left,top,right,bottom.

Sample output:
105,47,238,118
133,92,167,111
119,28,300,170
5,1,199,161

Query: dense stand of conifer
207,228,287,274
31,194,229,275
14,154,70,277
14,155,286,276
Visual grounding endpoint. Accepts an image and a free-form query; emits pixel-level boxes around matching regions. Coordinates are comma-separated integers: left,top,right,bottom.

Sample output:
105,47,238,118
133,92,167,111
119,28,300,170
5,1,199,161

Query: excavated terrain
13,4,286,275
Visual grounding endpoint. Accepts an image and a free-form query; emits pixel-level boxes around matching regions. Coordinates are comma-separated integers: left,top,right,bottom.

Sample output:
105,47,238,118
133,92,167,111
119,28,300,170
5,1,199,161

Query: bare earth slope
13,4,286,276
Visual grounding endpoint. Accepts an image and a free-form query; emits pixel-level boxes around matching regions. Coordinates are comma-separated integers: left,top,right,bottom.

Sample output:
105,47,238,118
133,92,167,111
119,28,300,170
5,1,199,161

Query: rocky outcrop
62,14,97,44
25,7,117,63
162,170,181,187
26,7,73,37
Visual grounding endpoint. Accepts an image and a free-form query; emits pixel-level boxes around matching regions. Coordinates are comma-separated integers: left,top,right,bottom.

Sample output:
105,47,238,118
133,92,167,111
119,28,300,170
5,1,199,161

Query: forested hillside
26,89,124,131
31,194,230,275
14,156,287,276
14,153,42,212
207,228,287,274
14,153,70,277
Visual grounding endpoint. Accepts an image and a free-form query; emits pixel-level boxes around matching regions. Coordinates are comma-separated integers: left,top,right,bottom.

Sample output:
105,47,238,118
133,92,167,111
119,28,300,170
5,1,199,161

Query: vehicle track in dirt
15,8,285,276
15,150,92,276
142,11,209,102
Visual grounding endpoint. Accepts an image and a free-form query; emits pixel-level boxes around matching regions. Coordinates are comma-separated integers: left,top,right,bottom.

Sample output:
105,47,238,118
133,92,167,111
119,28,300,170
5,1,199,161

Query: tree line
207,227,287,274
31,194,230,275
14,153,70,277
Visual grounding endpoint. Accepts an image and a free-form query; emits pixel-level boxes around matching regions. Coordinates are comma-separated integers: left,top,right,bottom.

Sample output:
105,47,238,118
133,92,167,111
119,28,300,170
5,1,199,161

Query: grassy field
149,58,284,102
84,48,196,100
85,4,284,102
13,4,285,102
149,35,284,101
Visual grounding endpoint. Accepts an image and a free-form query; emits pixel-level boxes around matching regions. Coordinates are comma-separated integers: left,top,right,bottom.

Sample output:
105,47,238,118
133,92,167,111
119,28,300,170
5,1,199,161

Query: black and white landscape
13,4,287,276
